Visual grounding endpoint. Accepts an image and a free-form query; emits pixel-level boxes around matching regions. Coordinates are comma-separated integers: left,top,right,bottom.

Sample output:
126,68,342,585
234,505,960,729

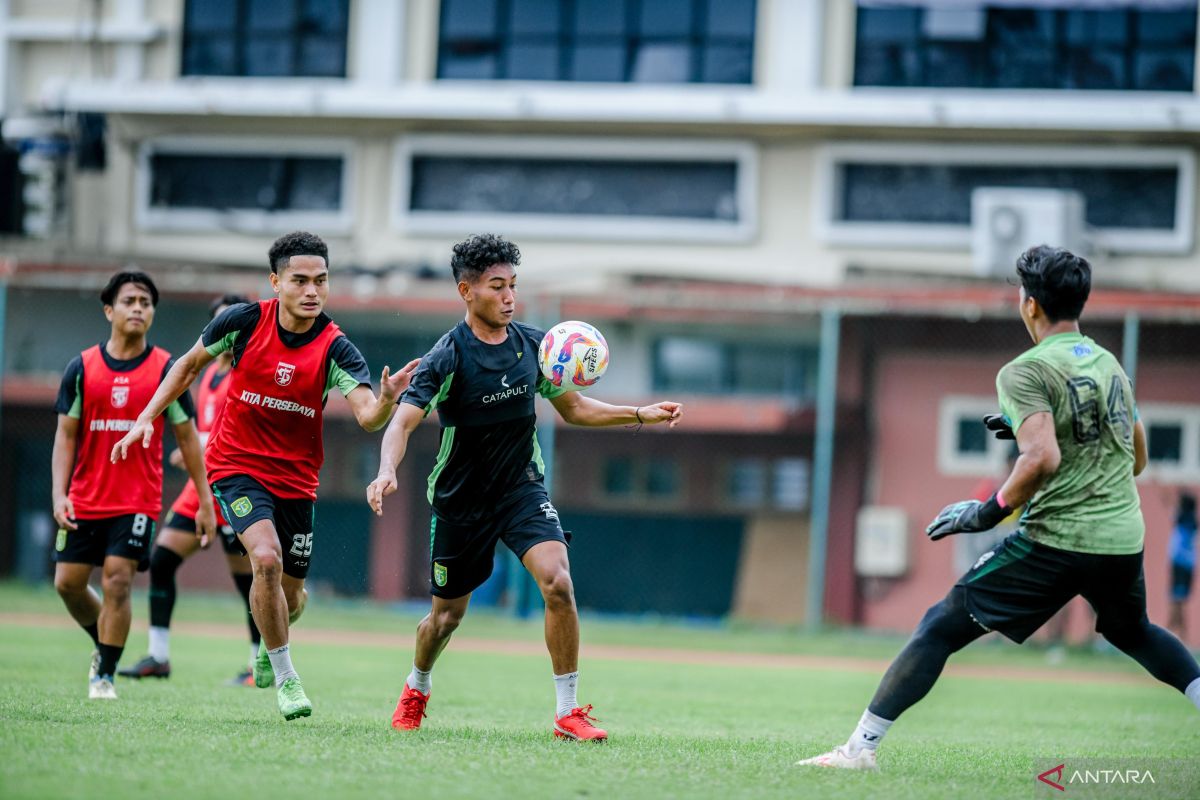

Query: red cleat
554,704,607,742
391,683,429,731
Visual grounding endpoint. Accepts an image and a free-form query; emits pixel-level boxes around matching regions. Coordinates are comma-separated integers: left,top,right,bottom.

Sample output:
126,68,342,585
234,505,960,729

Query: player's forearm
999,451,1057,508
357,394,397,432
137,355,201,424
376,414,414,475
176,426,212,503
565,396,639,427
50,431,76,501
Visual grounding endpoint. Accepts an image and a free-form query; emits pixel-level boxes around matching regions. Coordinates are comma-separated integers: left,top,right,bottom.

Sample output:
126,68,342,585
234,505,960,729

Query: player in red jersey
114,232,417,721
121,294,262,685
52,271,214,700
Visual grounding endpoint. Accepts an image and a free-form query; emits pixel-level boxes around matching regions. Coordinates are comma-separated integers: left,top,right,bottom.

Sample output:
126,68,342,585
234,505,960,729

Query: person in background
1169,491,1197,640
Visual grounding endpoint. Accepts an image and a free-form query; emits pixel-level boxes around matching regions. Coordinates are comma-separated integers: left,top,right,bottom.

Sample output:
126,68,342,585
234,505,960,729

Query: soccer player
798,246,1200,770
121,293,262,685
113,231,417,721
366,233,683,740
52,271,214,700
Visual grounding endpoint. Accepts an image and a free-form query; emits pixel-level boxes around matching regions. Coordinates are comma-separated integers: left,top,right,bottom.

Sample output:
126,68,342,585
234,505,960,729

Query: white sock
148,626,170,662
845,709,893,755
407,665,432,695
554,671,579,719
267,644,299,686
1187,677,1200,711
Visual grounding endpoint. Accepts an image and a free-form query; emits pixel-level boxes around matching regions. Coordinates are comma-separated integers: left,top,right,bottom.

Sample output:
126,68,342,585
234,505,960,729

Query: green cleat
277,678,312,721
253,645,274,689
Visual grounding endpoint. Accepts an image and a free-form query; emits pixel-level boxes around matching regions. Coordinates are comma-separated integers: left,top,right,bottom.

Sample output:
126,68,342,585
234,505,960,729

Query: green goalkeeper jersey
996,331,1143,555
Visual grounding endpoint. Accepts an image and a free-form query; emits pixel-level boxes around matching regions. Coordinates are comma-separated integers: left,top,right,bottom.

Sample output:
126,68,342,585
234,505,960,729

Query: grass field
1,582,1197,799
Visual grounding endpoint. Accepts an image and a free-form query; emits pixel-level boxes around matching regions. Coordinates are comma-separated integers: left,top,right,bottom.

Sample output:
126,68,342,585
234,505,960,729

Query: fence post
807,305,841,629
1122,311,1140,389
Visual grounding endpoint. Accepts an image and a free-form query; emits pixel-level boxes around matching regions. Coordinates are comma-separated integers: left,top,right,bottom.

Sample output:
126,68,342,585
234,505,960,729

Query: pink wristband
995,490,1009,510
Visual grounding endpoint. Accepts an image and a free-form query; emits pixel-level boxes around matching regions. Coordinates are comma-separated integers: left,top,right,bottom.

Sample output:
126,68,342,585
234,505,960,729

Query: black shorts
957,532,1147,643
212,475,315,579
429,490,569,599
163,512,243,556
54,513,156,572
1171,563,1194,602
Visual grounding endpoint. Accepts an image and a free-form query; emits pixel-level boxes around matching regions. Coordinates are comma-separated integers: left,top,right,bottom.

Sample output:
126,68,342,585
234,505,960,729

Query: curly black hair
268,231,328,274
450,233,520,283
1016,245,1091,323
100,270,159,307
209,293,251,319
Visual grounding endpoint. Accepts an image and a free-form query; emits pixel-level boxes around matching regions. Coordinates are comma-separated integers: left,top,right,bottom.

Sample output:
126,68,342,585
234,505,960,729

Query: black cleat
117,655,170,679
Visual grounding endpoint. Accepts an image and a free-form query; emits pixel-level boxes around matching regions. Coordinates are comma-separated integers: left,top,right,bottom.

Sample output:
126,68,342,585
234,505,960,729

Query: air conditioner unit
854,506,909,578
971,188,1086,278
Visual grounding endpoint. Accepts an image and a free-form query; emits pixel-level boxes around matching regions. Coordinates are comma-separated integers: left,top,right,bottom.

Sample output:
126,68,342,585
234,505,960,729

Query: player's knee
54,573,83,599
429,606,465,638
249,547,283,580
539,569,575,611
101,570,133,603
1100,616,1151,651
149,546,183,584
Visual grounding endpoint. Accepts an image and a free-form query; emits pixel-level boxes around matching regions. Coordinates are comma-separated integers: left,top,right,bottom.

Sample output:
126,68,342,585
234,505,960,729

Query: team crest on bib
110,386,129,408
275,361,296,387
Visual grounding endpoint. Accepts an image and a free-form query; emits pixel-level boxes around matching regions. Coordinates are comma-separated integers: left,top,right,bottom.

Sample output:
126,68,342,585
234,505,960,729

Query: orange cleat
391,683,429,731
554,704,607,742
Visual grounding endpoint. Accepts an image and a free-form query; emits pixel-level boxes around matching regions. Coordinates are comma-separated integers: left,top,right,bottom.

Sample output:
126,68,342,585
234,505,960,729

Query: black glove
983,413,1015,440
925,495,1010,541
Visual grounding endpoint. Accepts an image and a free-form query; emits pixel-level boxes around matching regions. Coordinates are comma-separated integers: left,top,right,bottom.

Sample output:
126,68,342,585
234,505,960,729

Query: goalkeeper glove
983,413,1015,440
925,494,1010,541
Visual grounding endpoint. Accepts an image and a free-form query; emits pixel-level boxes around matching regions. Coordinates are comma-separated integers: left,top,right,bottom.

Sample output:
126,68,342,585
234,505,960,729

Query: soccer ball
538,320,609,392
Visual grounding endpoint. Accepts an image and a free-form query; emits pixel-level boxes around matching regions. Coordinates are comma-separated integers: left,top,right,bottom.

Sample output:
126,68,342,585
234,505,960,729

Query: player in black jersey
367,234,682,740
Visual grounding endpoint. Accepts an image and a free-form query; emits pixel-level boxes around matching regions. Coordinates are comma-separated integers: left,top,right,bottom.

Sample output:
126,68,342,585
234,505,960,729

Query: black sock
868,588,988,721
1105,620,1200,692
148,546,184,628
96,642,124,679
232,572,261,646
82,621,100,647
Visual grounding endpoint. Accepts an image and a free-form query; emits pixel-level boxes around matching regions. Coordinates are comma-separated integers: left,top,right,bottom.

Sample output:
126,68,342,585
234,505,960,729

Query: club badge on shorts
433,562,448,587
231,496,253,518
56,528,67,552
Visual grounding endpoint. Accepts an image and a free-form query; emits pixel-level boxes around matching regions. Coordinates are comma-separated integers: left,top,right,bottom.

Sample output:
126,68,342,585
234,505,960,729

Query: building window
853,2,1196,92
725,458,810,510
1140,406,1199,478
396,136,756,241
437,0,757,83
938,396,1015,477
599,455,682,504
653,337,816,397
137,137,353,232
182,0,350,78
818,143,1195,254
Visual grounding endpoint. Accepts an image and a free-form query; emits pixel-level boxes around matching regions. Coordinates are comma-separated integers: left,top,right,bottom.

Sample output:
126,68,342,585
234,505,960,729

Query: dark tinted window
1148,422,1185,463
438,0,756,83
149,153,343,211
409,156,740,220
182,0,349,78
653,337,816,396
839,163,1178,230
854,2,1196,91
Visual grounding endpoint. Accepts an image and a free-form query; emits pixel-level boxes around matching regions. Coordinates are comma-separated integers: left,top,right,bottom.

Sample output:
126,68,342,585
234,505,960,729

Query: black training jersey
400,321,566,524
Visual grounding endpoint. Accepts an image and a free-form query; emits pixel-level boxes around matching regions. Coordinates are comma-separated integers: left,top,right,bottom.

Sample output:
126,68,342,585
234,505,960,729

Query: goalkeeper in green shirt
799,245,1200,770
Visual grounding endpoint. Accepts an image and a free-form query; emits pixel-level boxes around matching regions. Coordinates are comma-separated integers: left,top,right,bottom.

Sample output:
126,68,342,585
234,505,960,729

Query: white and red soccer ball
538,320,609,392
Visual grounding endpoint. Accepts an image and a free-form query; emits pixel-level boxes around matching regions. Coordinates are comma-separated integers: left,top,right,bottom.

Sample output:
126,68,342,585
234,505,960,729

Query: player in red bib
121,294,263,686
52,272,214,701
113,232,418,721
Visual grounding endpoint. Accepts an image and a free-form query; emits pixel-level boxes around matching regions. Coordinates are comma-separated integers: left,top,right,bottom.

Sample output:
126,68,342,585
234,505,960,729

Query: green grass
1,582,1197,799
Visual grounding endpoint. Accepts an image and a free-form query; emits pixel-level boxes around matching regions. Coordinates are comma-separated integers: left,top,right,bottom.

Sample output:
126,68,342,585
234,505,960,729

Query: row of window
600,455,810,510
178,1,1197,92
855,2,1197,92
136,136,1191,252
941,397,1200,482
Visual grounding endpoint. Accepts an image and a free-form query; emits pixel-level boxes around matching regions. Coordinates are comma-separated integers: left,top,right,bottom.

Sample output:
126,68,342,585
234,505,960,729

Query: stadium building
3,0,1200,646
